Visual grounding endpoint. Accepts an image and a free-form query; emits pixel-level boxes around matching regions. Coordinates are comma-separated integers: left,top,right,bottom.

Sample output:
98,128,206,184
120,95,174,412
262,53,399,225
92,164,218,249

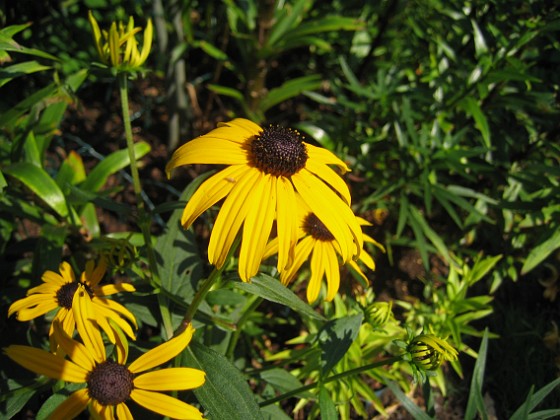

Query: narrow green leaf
80,142,150,192
471,19,489,57
207,84,244,102
266,0,309,49
0,83,57,128
0,61,52,87
319,386,338,420
4,162,68,217
294,122,335,149
465,255,502,286
521,228,560,275
459,97,491,148
55,151,86,192
259,368,310,396
260,75,322,112
386,381,432,420
465,329,489,420
235,273,325,321
409,206,455,268
197,40,228,61
184,341,264,420
318,313,363,376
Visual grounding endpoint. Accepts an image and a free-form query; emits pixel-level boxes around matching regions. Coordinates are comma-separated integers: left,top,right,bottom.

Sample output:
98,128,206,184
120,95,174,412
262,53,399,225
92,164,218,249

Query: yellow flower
264,198,380,302
88,10,153,71
8,259,137,350
4,322,205,419
166,118,363,281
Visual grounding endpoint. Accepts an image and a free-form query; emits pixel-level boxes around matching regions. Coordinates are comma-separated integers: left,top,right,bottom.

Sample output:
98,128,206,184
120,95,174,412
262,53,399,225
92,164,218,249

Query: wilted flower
88,10,153,72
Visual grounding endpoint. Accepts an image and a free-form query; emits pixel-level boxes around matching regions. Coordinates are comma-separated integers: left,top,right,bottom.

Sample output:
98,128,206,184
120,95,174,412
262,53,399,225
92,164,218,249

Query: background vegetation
1,0,559,418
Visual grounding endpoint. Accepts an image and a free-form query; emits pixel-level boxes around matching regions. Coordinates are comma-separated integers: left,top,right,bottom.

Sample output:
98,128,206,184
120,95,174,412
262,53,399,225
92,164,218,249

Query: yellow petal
93,296,138,327
322,242,340,301
304,157,351,205
95,282,135,296
49,388,90,419
115,403,133,420
73,286,106,363
26,282,60,296
134,367,205,391
58,261,76,283
15,301,59,321
280,236,315,286
180,165,246,228
8,294,57,319
137,18,153,66
208,170,259,268
305,142,350,173
238,173,276,281
52,321,96,372
348,260,369,284
307,244,326,303
109,22,120,66
82,258,107,287
88,11,105,61
130,389,203,420
275,176,298,271
3,345,88,382
218,118,262,138
166,137,248,177
128,324,194,374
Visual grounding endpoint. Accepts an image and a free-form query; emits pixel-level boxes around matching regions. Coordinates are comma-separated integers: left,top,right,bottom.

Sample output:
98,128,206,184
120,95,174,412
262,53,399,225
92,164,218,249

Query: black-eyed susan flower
4,322,205,419
88,10,153,72
8,259,137,350
166,118,363,281
263,197,381,302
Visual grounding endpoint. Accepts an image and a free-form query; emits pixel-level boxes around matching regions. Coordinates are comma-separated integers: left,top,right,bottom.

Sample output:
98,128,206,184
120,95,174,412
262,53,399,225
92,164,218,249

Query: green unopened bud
364,301,393,328
88,10,153,72
96,237,137,272
407,334,458,371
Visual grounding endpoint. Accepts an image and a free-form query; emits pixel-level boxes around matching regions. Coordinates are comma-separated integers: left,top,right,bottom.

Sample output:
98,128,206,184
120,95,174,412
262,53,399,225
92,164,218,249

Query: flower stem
225,295,263,359
118,73,171,335
258,356,402,407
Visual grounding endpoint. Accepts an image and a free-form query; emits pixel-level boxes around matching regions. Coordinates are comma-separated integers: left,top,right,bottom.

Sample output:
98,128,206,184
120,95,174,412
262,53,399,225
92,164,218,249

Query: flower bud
407,333,458,371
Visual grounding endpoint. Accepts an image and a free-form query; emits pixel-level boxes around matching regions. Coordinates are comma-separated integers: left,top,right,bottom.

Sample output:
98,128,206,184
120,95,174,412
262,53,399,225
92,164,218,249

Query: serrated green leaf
235,273,325,321
4,162,68,218
80,142,150,192
318,313,363,376
184,341,264,420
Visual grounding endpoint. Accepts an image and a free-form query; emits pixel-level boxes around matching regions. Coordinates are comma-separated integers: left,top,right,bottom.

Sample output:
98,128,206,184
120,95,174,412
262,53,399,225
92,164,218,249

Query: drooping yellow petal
15,301,59,321
130,389,203,420
115,403,134,420
93,296,138,327
238,172,276,281
180,165,246,228
73,285,106,363
137,18,153,65
128,324,194,374
275,176,298,271
49,388,90,419
307,243,326,303
323,242,340,302
82,258,107,287
304,158,351,205
280,236,315,286
4,345,88,382
8,294,58,319
208,170,259,269
134,367,205,391
166,137,247,177
305,142,350,173
348,260,369,284
52,321,96,372
26,282,60,296
58,261,76,283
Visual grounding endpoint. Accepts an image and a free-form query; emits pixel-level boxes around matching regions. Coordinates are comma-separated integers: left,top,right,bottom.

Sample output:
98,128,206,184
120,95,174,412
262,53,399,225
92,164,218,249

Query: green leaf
260,75,322,112
295,122,335,150
3,162,68,218
235,273,325,321
0,61,52,87
0,83,57,128
465,255,502,286
386,380,432,420
318,313,363,376
465,329,489,420
319,386,338,419
80,142,151,192
521,228,560,275
459,97,491,148
196,40,229,61
184,341,264,420
266,0,310,49
471,19,489,57
55,151,86,192
259,368,310,396
207,84,244,102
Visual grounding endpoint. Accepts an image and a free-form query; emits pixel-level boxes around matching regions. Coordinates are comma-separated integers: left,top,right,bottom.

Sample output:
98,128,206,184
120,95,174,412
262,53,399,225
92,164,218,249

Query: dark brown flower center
55,282,94,309
250,125,308,177
87,360,134,406
303,213,335,241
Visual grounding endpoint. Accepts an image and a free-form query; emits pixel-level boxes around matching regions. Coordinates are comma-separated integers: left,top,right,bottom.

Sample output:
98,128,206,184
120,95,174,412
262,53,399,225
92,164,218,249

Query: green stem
258,356,402,407
225,295,263,359
118,73,172,336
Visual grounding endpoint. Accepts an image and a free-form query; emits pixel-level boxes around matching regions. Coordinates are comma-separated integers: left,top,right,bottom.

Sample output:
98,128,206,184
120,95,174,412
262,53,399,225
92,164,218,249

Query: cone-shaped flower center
250,125,308,177
56,282,94,309
87,360,134,405
303,213,335,241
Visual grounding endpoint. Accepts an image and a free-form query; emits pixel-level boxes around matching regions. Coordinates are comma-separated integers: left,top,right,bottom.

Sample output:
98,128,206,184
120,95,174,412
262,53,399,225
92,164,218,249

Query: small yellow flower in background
407,333,459,371
8,259,137,350
4,322,205,419
88,10,153,71
166,118,364,282
264,197,381,303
